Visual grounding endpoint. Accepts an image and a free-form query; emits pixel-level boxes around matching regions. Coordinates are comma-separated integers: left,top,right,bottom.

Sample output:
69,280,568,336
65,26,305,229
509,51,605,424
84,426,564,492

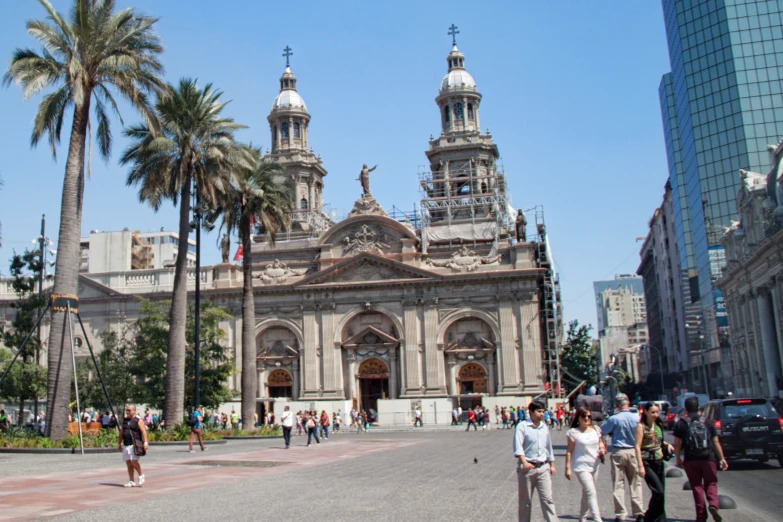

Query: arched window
468,103,474,120
293,122,300,138
444,105,450,122
282,122,289,139
273,125,277,142
454,103,463,120
300,198,308,209
283,79,289,88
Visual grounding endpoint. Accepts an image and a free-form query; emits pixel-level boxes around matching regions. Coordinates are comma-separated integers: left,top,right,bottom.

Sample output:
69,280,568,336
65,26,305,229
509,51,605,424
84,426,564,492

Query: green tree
0,251,47,425
559,320,598,389
220,154,292,430
3,0,165,438
184,302,234,412
122,79,251,426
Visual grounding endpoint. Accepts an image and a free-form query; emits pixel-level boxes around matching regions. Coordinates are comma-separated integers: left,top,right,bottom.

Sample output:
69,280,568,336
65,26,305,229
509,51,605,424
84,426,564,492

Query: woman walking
634,402,672,522
305,411,320,447
565,406,606,522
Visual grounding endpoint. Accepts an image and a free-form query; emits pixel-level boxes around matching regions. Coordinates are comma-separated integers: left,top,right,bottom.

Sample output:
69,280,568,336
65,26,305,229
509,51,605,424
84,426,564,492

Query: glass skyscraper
660,0,783,392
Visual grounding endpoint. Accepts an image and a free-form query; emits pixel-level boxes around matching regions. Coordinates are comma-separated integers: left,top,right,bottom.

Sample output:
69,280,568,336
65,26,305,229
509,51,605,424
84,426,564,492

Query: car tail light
736,399,752,404
668,414,674,420
779,418,783,434
714,420,722,435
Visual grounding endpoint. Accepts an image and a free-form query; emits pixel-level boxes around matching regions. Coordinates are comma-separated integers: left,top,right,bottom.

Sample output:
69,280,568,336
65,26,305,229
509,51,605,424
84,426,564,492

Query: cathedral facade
0,36,561,422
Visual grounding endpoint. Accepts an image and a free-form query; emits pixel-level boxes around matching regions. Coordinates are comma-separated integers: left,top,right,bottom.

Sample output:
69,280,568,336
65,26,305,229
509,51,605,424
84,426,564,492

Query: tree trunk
240,212,257,432
46,97,91,439
164,176,192,428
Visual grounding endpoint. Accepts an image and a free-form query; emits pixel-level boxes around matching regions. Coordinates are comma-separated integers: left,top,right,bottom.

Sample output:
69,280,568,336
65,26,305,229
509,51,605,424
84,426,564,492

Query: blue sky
0,1,671,333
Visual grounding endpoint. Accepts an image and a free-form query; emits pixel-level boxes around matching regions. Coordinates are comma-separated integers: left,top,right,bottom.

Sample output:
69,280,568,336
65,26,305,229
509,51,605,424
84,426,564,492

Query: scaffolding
388,205,423,231
255,204,338,243
417,159,513,252
131,231,152,270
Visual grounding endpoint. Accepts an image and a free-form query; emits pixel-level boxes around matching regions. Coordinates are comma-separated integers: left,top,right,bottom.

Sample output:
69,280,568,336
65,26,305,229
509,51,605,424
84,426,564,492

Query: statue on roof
358,164,378,198
220,234,230,264
515,209,527,243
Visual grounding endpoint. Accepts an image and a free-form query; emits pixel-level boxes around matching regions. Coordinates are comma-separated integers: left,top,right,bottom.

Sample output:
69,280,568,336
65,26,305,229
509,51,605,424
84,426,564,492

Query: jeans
576,468,602,522
188,428,204,451
320,425,329,438
466,420,477,431
518,463,558,522
414,417,423,427
307,427,320,445
642,459,666,522
282,426,291,447
610,448,644,518
452,416,458,426
684,460,719,521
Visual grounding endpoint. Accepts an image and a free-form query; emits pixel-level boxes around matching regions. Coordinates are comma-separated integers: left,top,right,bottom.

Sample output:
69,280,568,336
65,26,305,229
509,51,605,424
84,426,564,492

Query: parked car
664,406,684,429
701,398,783,465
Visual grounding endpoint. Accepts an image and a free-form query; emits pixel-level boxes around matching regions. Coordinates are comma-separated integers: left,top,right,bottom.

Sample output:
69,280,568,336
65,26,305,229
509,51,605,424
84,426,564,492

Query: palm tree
3,0,164,438
221,154,292,431
122,78,251,428
0,174,4,248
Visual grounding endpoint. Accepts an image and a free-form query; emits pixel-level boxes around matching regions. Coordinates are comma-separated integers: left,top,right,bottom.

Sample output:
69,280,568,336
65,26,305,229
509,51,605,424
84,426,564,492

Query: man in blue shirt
601,393,642,522
513,400,559,522
188,405,206,452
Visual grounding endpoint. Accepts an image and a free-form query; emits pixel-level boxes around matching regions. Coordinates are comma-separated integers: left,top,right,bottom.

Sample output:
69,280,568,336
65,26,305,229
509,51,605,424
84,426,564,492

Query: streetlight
638,343,665,400
32,214,54,424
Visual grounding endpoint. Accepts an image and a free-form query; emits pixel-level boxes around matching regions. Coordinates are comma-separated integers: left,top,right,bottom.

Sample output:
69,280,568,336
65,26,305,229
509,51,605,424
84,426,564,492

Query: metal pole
66,303,84,455
35,214,45,422
194,186,201,409
77,313,120,433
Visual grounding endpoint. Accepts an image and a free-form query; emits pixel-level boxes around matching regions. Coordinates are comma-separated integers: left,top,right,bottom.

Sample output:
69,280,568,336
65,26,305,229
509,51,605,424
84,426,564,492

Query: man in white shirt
457,406,463,425
414,407,423,427
280,406,293,449
513,400,559,522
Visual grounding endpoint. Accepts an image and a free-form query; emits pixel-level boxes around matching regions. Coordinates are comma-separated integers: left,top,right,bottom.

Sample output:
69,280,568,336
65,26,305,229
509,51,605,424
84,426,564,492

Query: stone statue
357,164,378,198
220,234,230,263
515,209,527,242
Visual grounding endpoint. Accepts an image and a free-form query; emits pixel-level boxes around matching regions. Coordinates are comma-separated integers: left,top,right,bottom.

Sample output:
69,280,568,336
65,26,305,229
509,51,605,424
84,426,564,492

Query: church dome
440,69,476,92
272,89,307,110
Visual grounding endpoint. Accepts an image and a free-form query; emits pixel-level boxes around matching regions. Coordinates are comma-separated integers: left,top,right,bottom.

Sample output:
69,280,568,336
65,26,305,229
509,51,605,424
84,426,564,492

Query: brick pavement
0,427,774,521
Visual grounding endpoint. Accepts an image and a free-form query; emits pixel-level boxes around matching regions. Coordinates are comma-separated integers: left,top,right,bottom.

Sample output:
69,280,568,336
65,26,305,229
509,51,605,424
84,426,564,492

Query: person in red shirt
466,409,478,431
556,407,566,431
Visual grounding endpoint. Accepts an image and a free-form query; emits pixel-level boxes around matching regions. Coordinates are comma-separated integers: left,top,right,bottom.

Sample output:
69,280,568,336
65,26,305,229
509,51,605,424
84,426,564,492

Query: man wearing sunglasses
118,405,148,488
513,400,559,522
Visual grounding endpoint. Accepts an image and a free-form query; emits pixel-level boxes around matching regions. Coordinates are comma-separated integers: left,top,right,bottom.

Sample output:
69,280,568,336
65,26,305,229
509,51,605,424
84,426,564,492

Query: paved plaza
0,427,777,521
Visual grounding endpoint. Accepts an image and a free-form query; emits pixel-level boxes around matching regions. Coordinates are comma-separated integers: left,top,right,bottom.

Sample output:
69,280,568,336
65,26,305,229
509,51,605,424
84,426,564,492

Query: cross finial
282,46,293,68
448,24,459,46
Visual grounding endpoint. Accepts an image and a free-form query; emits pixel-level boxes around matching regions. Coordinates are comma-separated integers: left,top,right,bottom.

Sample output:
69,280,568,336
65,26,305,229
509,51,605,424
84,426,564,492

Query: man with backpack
673,397,728,522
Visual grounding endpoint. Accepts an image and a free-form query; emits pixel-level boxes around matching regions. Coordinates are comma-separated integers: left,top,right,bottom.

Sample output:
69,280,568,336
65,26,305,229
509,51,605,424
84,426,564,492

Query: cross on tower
282,46,293,67
448,24,459,46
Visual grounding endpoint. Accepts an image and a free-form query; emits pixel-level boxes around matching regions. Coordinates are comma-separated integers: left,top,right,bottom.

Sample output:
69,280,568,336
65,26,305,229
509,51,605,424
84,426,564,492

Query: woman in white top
565,406,607,522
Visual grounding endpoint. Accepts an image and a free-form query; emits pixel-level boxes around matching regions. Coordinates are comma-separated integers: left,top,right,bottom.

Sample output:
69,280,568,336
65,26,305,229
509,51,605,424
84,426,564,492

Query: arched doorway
268,369,293,398
358,358,389,413
458,362,487,394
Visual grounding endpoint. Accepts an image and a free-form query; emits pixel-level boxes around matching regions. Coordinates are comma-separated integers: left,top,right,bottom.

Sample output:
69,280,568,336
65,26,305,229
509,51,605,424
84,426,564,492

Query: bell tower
420,26,509,247
265,46,329,235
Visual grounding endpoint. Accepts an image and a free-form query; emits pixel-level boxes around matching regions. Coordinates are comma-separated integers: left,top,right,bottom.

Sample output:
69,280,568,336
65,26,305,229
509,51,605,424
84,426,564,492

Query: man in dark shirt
673,397,728,522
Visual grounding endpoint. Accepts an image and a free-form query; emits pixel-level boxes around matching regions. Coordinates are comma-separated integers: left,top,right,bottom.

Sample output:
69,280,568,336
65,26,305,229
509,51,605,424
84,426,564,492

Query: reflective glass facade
660,0,783,324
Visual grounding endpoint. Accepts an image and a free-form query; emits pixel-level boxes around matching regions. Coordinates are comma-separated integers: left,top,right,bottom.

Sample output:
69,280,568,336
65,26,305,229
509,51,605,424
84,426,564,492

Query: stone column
320,303,336,393
257,368,265,398
446,357,457,396
498,294,520,393
346,353,357,402
462,96,468,130
756,291,781,396
301,304,319,396
389,350,398,399
402,300,420,393
292,359,300,400
520,295,543,391
423,298,445,393
487,353,496,396
288,117,293,146
308,181,315,210
475,101,481,131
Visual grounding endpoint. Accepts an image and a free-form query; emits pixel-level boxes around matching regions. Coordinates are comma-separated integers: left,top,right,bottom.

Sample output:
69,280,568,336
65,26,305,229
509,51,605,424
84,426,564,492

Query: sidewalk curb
0,447,117,454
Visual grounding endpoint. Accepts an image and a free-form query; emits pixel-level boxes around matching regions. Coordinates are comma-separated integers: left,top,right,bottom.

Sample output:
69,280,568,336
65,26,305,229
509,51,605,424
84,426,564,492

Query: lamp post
33,214,54,424
640,343,665,400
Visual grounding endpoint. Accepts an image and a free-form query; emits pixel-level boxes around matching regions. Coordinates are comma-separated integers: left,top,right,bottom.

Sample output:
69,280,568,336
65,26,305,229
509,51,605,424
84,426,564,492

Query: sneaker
123,481,136,488
201,447,207,451
189,449,194,453
306,444,310,447
138,474,145,487
709,506,722,522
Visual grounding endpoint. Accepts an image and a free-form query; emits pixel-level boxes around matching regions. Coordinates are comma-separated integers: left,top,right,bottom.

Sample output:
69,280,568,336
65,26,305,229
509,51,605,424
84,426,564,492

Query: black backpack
684,416,712,459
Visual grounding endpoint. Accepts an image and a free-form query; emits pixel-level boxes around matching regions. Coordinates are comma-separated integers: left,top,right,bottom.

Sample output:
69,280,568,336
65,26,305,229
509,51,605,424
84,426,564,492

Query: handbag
129,419,146,457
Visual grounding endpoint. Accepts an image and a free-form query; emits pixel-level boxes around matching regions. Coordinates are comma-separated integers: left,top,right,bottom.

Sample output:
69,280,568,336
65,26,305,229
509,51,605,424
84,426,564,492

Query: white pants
121,445,138,462
576,468,602,522
518,464,559,522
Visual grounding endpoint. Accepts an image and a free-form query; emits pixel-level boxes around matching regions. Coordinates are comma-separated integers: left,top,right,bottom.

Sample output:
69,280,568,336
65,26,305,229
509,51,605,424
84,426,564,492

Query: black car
701,398,783,466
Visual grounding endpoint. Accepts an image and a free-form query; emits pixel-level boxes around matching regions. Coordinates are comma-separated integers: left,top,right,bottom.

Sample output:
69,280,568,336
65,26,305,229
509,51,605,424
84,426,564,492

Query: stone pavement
0,427,774,521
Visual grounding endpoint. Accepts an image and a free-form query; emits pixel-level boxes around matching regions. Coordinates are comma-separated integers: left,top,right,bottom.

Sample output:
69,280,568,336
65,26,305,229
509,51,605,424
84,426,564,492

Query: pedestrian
556,407,565,431
414,406,423,427
320,410,330,439
457,406,463,424
466,408,478,431
673,397,728,522
143,408,152,428
188,405,206,452
565,406,606,522
495,405,500,424
601,393,644,522
510,407,517,427
296,411,304,435
221,412,228,429
634,402,672,522
514,400,559,522
360,410,369,432
502,407,510,429
482,408,490,430
101,411,111,430
0,409,8,432
118,405,148,488
230,409,238,430
476,406,484,428
253,411,258,428
305,411,320,446
280,405,293,449
452,407,459,426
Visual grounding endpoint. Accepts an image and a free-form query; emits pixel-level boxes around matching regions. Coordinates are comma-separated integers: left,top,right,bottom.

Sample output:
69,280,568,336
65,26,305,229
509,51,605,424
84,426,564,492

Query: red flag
233,246,243,262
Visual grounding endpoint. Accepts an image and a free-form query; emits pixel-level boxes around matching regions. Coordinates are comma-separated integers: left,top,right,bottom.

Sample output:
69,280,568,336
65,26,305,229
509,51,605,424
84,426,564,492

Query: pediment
77,275,124,299
342,325,399,347
294,253,439,287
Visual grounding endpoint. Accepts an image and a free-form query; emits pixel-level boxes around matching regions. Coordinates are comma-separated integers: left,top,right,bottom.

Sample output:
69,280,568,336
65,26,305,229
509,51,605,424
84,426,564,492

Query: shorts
122,445,139,462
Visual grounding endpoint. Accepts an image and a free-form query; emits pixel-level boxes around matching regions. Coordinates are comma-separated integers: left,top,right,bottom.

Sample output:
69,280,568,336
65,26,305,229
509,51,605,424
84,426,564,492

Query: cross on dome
448,24,459,46
282,45,293,68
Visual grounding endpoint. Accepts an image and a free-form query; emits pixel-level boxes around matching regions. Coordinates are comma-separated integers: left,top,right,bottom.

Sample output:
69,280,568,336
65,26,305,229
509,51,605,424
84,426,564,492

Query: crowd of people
516,394,728,522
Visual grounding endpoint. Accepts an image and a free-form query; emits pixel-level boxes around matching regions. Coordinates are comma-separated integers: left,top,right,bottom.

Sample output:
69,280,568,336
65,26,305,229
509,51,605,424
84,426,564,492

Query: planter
221,435,283,440
148,439,228,446
0,446,117,454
